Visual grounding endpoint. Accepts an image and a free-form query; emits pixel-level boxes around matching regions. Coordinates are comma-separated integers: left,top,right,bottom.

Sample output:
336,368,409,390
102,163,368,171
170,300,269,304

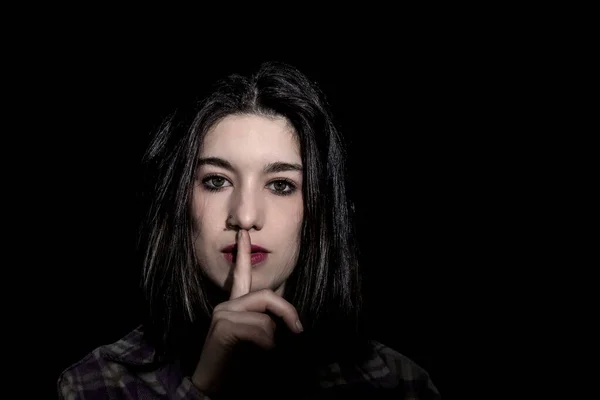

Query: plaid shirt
58,326,439,399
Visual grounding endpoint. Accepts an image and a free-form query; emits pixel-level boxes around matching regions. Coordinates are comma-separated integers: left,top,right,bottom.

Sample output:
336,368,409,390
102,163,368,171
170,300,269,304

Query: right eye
201,175,232,191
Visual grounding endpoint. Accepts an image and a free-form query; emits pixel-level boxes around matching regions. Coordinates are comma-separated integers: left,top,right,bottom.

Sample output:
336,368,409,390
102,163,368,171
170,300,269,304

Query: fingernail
295,319,304,332
237,230,242,240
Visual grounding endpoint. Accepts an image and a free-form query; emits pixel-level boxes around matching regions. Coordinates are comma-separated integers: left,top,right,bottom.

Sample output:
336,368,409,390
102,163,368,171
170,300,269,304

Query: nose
226,185,264,232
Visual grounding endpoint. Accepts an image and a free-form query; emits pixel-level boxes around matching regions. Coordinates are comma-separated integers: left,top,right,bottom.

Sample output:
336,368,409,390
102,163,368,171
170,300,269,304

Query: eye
201,175,232,191
267,179,297,196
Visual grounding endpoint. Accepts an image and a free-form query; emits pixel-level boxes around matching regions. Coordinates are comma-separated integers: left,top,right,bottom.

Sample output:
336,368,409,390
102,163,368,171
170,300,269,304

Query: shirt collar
99,325,396,388
100,325,157,366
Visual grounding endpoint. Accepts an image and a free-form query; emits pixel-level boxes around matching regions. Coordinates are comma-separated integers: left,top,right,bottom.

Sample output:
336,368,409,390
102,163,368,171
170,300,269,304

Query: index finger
229,229,252,300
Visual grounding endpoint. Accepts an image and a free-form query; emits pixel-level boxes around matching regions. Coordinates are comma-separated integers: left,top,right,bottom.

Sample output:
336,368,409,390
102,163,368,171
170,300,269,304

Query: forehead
200,114,300,161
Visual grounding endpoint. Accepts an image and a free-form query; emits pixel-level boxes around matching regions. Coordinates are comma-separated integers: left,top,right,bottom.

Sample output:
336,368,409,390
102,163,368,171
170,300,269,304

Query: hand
191,230,304,394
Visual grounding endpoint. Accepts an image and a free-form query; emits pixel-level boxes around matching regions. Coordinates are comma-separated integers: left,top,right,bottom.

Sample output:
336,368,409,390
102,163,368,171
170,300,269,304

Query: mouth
222,251,268,265
221,244,270,253
221,244,270,265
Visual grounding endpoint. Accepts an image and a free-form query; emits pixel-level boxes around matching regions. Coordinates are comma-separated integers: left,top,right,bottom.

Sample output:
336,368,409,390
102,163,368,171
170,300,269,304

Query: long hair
138,61,370,369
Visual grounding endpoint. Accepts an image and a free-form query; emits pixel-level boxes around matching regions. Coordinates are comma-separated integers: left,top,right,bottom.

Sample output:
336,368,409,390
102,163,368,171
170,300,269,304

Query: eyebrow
197,157,303,174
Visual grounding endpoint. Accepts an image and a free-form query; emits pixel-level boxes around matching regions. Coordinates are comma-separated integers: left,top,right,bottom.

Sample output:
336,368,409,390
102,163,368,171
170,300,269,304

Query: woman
58,61,440,399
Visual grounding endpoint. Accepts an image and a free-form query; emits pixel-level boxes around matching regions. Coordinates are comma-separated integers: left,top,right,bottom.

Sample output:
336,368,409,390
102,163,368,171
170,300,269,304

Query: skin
192,114,304,296
190,114,306,394
191,226,304,394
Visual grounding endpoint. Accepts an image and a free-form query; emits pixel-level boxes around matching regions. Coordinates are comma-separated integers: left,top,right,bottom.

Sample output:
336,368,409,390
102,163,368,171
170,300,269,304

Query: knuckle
290,304,299,316
261,288,275,298
282,299,297,315
212,308,228,320
252,324,266,335
213,303,225,313
212,317,233,334
259,314,276,330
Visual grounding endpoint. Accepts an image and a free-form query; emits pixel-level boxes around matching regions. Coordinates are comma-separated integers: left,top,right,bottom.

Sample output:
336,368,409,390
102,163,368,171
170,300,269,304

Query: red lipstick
221,244,270,265
221,244,270,253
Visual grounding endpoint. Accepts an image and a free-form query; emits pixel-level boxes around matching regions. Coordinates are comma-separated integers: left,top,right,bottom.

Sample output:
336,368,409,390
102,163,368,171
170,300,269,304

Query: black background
2,5,579,398
25,21,516,397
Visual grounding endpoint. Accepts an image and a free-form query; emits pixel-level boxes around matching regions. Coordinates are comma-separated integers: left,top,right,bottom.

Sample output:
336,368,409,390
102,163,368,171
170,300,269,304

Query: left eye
267,180,295,194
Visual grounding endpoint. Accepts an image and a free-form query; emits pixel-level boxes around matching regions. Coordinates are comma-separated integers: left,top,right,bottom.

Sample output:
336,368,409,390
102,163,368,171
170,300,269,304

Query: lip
223,252,268,265
221,243,270,265
220,244,271,253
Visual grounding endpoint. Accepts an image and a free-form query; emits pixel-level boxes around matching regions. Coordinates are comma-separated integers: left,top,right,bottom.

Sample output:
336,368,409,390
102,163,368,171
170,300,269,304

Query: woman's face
192,114,304,296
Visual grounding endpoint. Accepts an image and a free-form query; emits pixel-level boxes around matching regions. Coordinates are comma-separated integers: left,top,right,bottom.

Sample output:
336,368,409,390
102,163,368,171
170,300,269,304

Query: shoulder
57,325,168,399
315,340,440,399
369,341,439,395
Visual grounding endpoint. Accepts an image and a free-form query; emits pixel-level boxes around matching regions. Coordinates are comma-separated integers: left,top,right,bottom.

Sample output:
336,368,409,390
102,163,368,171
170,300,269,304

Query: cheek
285,198,304,238
294,208,303,236
295,196,304,224
191,198,222,266
191,193,205,232
191,194,220,238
